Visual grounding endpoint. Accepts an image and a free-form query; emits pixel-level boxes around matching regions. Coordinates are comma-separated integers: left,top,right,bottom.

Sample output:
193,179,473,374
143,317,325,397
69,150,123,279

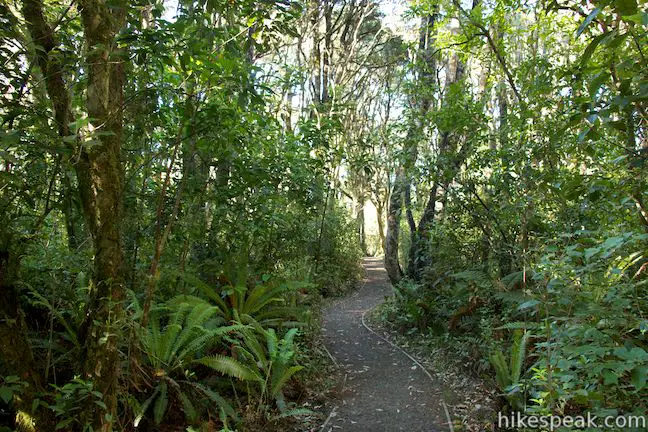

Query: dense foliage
0,0,366,430
1,0,646,430
379,0,648,424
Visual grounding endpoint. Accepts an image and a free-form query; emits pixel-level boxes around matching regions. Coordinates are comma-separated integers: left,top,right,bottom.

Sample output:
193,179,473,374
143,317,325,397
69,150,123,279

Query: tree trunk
384,12,437,284
356,195,368,255
22,2,128,428
75,1,128,429
374,199,387,254
408,33,467,281
0,240,54,430
385,169,405,284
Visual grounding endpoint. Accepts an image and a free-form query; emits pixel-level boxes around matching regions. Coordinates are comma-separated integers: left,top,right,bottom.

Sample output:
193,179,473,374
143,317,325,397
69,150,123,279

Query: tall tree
385,10,437,284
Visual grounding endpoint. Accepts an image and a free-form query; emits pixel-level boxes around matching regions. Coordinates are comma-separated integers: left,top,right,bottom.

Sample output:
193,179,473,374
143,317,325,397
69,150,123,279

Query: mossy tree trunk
23,0,129,429
75,1,127,430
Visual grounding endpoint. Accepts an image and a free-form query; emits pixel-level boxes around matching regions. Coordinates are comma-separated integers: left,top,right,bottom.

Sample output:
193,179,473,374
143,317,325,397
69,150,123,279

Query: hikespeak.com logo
498,411,647,430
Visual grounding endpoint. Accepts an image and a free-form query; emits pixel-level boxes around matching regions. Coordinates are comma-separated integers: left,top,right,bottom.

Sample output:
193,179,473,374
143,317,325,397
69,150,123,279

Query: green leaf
631,366,647,391
614,347,648,362
0,387,13,404
580,32,609,65
589,72,611,95
93,400,107,410
603,370,618,385
518,300,540,310
623,12,648,25
271,365,303,397
133,385,159,427
0,151,18,164
613,0,637,16
577,8,602,36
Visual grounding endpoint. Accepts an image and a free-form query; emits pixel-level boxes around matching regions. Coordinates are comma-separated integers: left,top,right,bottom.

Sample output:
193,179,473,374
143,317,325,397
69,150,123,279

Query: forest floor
319,257,450,431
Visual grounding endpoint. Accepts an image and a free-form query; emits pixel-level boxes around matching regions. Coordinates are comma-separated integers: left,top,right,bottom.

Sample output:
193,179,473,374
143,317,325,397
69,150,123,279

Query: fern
194,355,261,381
136,299,247,426
510,330,529,385
488,330,529,410
176,388,197,423
236,323,304,412
186,381,238,421
489,350,511,390
494,321,540,330
271,407,314,420
271,365,303,398
452,269,492,289
188,274,307,328
153,381,168,424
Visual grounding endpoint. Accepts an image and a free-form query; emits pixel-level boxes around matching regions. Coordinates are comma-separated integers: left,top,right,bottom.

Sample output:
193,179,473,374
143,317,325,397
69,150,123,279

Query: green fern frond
176,388,197,423
244,283,290,315
452,269,492,288
510,330,529,384
126,289,143,320
272,407,315,420
178,272,229,315
159,324,182,364
175,331,212,362
27,290,80,348
271,365,303,397
241,329,267,366
266,328,278,358
501,270,527,289
282,328,299,346
134,386,160,427
187,381,238,421
494,321,540,330
489,351,510,390
153,381,168,424
194,355,261,381
254,306,305,324
184,301,218,330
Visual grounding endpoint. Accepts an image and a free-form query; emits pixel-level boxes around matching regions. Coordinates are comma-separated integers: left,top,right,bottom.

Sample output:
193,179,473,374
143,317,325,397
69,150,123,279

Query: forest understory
1,0,647,430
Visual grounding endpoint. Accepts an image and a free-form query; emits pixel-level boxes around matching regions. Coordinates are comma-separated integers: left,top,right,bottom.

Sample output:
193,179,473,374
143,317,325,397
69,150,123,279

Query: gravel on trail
321,257,449,432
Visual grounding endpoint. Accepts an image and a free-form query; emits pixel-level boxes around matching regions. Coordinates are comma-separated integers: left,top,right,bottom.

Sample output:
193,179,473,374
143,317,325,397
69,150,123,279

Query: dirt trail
321,257,448,432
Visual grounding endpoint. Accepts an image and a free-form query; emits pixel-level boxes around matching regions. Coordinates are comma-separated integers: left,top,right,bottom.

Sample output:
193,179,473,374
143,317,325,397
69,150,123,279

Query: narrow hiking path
321,257,448,432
